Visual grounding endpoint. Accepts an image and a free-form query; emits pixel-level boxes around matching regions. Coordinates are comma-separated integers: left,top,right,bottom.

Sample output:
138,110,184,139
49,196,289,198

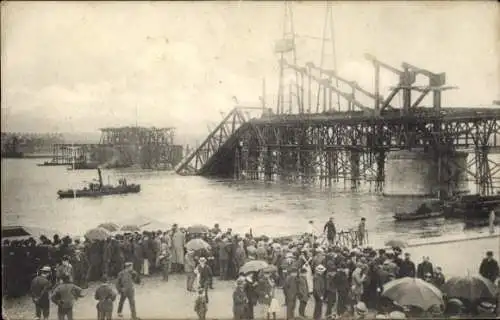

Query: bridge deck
251,107,500,125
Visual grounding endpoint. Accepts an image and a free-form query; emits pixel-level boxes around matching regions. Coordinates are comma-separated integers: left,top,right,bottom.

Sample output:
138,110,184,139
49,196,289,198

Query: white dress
303,258,314,294
267,286,281,314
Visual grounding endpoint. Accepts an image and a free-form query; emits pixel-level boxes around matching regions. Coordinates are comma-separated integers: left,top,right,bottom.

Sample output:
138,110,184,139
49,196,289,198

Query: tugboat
57,168,140,199
393,199,444,221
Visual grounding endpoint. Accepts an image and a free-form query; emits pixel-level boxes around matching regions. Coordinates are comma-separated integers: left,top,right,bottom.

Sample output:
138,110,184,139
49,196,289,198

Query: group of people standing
2,218,499,320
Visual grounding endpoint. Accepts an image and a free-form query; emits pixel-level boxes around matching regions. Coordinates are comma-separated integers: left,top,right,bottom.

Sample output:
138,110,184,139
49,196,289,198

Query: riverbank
4,235,498,319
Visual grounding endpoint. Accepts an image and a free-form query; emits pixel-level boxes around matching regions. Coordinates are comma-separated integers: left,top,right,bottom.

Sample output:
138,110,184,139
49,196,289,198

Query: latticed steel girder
246,117,500,152
174,107,249,175
231,109,500,194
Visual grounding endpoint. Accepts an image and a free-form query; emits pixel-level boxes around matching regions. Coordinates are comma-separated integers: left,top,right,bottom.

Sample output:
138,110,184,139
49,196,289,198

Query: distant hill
60,132,101,144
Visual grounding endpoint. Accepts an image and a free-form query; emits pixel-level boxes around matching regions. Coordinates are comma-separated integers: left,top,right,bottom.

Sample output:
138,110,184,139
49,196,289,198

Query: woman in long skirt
266,279,280,320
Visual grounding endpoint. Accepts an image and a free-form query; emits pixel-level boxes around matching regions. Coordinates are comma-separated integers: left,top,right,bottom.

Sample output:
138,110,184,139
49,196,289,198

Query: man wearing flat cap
323,217,337,246
313,265,326,320
116,262,140,319
94,277,117,320
398,252,416,278
196,257,213,303
283,268,304,320
233,277,248,320
31,266,52,320
479,250,499,283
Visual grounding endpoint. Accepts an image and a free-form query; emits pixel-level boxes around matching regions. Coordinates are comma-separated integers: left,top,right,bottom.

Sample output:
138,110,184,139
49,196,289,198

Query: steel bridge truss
99,127,177,169
234,112,500,195
175,107,259,175
174,52,500,196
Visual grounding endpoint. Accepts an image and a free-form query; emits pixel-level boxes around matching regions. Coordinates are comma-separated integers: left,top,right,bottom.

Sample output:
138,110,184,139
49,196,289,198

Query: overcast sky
1,1,498,144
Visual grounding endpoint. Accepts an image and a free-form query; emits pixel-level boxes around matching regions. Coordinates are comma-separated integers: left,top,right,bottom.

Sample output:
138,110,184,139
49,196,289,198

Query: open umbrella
385,239,408,248
187,224,209,234
121,225,141,232
262,265,278,273
246,245,257,254
97,222,120,232
186,238,211,251
84,227,110,241
239,260,269,274
442,275,497,301
382,277,443,311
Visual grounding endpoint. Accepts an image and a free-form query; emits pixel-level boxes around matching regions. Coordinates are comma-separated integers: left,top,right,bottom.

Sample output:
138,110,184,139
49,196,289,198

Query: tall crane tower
274,1,300,115
274,1,341,115
315,1,341,113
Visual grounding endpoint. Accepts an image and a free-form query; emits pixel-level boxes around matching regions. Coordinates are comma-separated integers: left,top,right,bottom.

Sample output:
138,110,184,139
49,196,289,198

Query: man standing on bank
50,274,84,320
116,262,141,320
95,277,117,320
31,266,52,320
324,217,337,246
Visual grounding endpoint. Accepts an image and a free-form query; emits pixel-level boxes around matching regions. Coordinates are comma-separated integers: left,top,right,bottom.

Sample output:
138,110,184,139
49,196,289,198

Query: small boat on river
393,199,444,221
57,168,140,199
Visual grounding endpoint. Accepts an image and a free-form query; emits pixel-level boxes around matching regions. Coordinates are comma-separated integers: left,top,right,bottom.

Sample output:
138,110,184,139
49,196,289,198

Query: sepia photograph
1,1,499,319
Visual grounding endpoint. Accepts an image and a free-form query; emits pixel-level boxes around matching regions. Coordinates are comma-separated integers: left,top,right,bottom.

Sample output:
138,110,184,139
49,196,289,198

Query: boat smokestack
97,168,103,188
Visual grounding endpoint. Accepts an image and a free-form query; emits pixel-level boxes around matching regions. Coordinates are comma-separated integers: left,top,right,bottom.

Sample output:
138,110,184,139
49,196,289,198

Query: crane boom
284,60,372,112
364,54,403,75
306,62,395,109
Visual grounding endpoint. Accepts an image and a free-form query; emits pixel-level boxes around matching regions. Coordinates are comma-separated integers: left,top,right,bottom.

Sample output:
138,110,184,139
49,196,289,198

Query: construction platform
41,127,183,170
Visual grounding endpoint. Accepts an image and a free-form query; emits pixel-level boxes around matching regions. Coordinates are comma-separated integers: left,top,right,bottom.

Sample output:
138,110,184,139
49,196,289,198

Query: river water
2,158,496,249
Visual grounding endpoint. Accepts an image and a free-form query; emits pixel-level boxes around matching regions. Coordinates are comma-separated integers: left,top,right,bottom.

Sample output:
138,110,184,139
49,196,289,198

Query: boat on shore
443,194,500,219
393,199,444,221
57,168,141,199
463,216,500,229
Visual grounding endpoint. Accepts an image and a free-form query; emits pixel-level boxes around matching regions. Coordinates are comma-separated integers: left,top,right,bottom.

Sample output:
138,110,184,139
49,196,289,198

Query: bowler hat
40,266,51,272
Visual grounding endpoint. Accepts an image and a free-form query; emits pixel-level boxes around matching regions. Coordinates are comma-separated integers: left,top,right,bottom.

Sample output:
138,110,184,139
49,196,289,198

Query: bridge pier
375,150,386,192
350,150,361,190
384,150,468,197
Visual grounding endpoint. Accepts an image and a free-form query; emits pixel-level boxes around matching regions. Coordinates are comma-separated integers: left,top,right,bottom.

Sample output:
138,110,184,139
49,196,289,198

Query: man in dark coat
50,274,84,320
116,262,140,320
313,265,326,320
398,252,416,278
218,239,230,280
94,278,117,320
31,266,52,320
244,274,259,319
233,277,248,320
132,238,144,275
325,269,338,318
283,268,300,320
196,257,213,303
324,217,337,245
102,239,112,280
417,256,434,280
479,251,500,283
333,264,350,316
86,241,102,282
297,268,309,317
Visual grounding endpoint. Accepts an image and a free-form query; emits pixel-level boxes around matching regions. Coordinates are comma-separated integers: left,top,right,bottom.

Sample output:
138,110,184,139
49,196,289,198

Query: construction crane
283,59,372,112
305,62,397,110
274,1,300,115
364,54,414,112
314,1,341,113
